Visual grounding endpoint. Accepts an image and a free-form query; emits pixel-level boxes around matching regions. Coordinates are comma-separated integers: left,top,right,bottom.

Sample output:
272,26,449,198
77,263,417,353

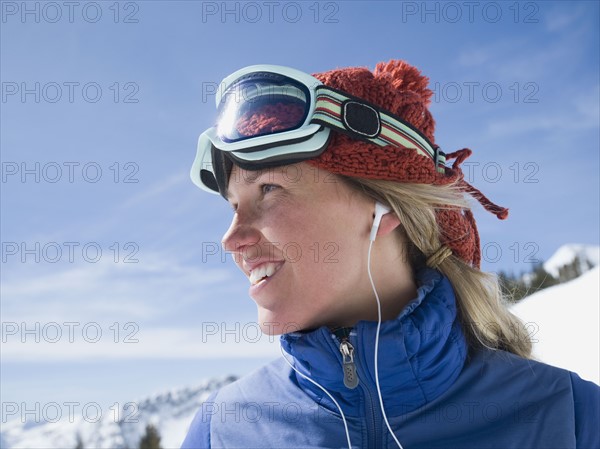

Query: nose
221,211,262,263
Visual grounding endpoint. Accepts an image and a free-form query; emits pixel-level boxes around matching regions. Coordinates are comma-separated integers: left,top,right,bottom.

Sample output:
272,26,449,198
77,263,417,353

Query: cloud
485,85,599,138
0,248,269,361
119,172,189,209
544,3,587,32
457,18,593,81
1,324,282,361
1,251,233,321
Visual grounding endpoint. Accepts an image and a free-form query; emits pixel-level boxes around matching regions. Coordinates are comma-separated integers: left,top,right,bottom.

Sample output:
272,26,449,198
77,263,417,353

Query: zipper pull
339,338,359,389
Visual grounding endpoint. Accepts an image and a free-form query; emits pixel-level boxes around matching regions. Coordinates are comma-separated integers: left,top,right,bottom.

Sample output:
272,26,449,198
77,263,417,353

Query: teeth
249,262,282,285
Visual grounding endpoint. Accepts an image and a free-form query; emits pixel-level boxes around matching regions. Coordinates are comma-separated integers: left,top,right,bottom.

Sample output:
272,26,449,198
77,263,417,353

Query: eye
261,184,280,195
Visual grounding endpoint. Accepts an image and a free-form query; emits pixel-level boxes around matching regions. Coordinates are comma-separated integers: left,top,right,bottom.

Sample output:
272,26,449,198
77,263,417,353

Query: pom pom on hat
307,60,454,186
305,59,509,268
314,60,436,143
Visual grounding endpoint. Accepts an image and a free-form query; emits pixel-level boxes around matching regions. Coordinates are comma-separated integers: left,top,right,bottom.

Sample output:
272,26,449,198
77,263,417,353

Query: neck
327,233,420,329
328,270,419,329
375,277,419,321
362,237,419,324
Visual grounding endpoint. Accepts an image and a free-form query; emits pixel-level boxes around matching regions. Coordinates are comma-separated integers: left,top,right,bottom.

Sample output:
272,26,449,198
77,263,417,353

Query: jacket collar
280,267,468,416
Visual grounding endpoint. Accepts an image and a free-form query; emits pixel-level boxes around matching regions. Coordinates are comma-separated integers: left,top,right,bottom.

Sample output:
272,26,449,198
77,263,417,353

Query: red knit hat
307,60,508,268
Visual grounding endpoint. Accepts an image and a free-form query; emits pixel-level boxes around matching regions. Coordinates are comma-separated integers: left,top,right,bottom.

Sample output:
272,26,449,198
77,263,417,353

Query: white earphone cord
279,206,404,449
368,239,405,449
280,346,353,449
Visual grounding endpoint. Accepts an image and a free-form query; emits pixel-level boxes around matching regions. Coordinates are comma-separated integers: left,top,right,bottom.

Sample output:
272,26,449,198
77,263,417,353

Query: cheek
292,215,338,253
261,203,322,244
260,200,367,278
283,210,365,279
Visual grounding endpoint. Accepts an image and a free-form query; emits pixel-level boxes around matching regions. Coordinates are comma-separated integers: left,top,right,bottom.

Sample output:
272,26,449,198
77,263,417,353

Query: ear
376,212,401,238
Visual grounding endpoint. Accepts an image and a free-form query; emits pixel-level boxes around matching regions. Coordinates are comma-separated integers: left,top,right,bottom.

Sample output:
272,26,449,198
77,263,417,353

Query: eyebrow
225,167,269,201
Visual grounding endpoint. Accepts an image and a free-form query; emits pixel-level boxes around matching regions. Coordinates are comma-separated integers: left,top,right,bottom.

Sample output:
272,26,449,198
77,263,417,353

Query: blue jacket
182,268,600,448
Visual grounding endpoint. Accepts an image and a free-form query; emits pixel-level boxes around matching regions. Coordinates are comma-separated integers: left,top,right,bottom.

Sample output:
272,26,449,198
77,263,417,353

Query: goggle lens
216,74,311,143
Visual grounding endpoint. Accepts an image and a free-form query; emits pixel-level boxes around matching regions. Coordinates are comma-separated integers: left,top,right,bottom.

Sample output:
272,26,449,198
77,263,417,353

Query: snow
511,266,600,385
0,377,237,449
542,243,599,278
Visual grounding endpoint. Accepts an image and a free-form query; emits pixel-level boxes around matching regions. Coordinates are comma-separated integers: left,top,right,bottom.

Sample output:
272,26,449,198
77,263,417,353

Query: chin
257,309,305,335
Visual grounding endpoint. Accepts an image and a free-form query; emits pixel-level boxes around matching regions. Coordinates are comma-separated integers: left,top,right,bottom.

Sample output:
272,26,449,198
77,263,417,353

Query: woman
182,60,599,448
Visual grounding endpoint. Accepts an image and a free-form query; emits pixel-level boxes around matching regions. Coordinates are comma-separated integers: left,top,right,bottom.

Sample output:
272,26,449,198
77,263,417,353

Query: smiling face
221,161,420,335
221,162,385,334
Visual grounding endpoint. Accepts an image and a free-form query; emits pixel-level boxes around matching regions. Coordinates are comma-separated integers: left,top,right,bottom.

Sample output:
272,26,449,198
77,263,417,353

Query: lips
248,261,285,285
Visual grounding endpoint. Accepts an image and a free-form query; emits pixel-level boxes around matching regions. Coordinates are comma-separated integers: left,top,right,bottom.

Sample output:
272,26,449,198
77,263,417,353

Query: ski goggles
191,64,446,195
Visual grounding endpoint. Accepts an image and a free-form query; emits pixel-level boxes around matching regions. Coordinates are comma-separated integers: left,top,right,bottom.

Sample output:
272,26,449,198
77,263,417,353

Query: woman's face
221,162,378,334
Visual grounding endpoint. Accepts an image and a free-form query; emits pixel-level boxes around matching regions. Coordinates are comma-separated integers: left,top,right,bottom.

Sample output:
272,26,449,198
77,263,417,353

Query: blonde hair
341,176,533,359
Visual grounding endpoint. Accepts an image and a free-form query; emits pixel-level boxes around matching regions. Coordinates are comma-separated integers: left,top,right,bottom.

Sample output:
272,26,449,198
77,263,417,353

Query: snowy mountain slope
542,244,599,278
511,266,599,384
1,376,237,449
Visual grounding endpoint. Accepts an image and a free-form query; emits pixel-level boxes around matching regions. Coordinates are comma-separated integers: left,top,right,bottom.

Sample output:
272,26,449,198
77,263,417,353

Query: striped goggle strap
311,86,446,174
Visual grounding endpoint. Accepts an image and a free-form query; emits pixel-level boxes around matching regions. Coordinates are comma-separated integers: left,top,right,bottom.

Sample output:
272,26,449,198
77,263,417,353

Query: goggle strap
312,86,446,173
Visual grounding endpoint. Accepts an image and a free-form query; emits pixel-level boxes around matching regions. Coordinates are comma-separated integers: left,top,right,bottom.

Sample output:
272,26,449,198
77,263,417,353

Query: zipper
354,342,383,449
339,337,359,389
333,329,383,448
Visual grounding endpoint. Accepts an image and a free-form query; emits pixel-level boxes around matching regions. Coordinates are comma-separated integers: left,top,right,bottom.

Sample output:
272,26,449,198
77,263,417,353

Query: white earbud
370,202,391,242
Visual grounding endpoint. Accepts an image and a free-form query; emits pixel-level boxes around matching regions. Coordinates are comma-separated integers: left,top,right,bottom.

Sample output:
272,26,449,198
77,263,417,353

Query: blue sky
1,0,599,419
